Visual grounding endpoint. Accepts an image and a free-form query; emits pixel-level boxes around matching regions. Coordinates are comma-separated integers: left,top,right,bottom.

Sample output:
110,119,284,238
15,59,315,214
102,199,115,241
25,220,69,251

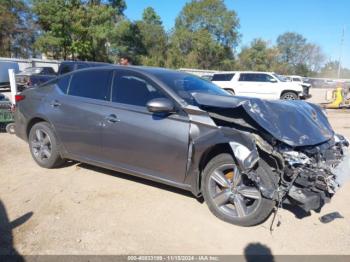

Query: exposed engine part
276,136,349,212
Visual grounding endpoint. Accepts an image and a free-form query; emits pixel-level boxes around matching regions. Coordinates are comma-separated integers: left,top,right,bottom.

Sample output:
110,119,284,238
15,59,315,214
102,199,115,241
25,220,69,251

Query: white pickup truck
211,71,309,100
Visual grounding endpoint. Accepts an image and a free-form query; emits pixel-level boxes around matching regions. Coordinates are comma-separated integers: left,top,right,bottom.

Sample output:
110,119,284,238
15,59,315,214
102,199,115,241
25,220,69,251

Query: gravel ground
0,89,350,255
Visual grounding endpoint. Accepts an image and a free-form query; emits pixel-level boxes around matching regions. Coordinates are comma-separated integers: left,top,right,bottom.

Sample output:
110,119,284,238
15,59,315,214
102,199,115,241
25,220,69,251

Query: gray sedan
14,66,349,226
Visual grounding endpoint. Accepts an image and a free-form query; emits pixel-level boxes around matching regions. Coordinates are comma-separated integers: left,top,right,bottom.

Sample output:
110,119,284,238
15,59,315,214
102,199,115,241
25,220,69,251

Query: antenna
337,26,345,79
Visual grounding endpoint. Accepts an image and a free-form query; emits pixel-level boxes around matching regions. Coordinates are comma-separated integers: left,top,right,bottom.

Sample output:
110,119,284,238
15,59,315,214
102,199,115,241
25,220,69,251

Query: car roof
72,65,190,76
212,71,275,74
60,61,110,66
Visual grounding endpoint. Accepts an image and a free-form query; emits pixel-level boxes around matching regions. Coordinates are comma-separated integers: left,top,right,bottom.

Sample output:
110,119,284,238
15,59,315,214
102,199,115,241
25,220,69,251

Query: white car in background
285,75,312,98
211,71,308,100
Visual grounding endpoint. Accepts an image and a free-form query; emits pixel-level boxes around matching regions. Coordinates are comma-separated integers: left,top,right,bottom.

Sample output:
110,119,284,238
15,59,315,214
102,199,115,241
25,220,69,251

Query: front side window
112,73,166,107
257,74,274,82
212,74,235,81
154,71,229,104
273,74,286,82
68,70,112,101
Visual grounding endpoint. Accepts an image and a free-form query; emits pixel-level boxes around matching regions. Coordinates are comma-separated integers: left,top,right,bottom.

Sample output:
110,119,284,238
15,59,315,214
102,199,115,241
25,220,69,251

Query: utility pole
337,26,345,79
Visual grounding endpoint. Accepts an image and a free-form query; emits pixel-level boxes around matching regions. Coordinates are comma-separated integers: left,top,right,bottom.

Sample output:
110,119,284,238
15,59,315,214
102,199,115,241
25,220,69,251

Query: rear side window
69,70,112,101
112,73,166,107
56,75,71,94
239,73,273,82
212,74,235,81
239,73,254,82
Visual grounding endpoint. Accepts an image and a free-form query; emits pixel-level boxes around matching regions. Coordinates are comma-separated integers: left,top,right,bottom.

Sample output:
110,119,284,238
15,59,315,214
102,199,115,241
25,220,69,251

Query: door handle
105,114,120,123
50,100,61,107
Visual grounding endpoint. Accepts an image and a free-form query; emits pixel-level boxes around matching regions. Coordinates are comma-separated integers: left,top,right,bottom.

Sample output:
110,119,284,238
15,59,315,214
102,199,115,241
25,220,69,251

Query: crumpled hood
192,93,334,147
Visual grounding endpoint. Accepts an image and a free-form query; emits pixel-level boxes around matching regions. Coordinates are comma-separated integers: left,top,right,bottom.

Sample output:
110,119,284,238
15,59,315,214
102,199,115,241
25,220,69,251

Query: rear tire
28,122,65,168
224,89,235,95
202,153,275,227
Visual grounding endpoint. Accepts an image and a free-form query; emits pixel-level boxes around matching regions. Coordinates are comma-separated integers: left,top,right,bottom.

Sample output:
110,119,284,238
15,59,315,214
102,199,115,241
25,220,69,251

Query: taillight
15,95,25,103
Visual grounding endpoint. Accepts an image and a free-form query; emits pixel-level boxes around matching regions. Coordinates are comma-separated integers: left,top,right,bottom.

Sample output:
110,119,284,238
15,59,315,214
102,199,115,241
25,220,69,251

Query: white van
0,61,20,88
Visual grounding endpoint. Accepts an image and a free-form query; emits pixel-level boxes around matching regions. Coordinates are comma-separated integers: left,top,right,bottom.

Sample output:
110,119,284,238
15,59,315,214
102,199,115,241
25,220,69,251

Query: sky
124,0,350,68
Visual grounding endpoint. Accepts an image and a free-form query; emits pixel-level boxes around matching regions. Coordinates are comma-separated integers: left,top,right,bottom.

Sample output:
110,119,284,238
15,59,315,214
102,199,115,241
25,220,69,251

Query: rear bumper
14,109,28,141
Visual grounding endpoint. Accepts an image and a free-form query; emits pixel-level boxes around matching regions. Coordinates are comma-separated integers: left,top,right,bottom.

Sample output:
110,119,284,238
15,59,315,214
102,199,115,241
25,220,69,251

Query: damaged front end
278,134,349,212
190,92,350,213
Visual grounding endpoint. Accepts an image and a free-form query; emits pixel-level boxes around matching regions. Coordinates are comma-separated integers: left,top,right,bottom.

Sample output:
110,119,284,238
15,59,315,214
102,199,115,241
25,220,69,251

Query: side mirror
147,98,175,114
270,78,277,83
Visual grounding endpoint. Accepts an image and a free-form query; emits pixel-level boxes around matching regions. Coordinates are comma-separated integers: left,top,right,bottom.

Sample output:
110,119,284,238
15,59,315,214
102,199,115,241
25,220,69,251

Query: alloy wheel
208,163,262,218
31,129,52,162
282,94,297,100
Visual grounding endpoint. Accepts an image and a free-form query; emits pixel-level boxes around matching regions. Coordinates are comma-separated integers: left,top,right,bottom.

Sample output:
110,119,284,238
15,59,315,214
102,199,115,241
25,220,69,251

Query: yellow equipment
323,84,350,109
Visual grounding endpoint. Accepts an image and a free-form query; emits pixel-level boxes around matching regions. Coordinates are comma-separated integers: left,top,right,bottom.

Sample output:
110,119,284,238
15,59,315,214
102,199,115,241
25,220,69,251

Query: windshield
155,71,230,105
273,73,287,82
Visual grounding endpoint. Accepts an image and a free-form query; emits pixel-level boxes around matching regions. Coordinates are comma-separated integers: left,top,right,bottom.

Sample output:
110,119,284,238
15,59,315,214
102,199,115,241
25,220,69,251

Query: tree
319,61,339,78
142,7,162,25
167,0,239,69
110,20,146,64
33,0,126,61
238,39,280,72
175,0,239,48
277,32,307,65
276,32,324,75
0,0,35,58
319,61,350,79
137,7,167,66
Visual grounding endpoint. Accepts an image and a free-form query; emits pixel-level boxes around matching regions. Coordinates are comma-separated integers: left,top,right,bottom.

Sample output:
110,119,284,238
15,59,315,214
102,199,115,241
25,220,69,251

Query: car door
46,69,113,161
100,69,190,183
236,73,278,99
253,73,280,99
235,73,260,97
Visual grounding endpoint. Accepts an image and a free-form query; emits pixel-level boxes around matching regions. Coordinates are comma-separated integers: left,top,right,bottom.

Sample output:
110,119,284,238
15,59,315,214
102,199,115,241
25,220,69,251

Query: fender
185,125,259,196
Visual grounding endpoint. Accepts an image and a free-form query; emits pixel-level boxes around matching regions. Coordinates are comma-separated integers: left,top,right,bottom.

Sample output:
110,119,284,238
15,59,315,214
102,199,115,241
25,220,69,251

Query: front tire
281,91,298,100
202,153,275,227
29,122,65,168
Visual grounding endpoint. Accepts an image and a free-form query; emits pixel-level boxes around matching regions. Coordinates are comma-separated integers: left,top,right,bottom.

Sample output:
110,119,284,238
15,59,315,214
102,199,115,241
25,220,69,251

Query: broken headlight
334,134,349,147
283,151,311,166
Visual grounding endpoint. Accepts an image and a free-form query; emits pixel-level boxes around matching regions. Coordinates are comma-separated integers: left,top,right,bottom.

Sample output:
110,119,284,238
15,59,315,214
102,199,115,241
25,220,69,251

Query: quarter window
112,73,167,107
56,75,71,94
212,74,235,81
68,70,112,101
